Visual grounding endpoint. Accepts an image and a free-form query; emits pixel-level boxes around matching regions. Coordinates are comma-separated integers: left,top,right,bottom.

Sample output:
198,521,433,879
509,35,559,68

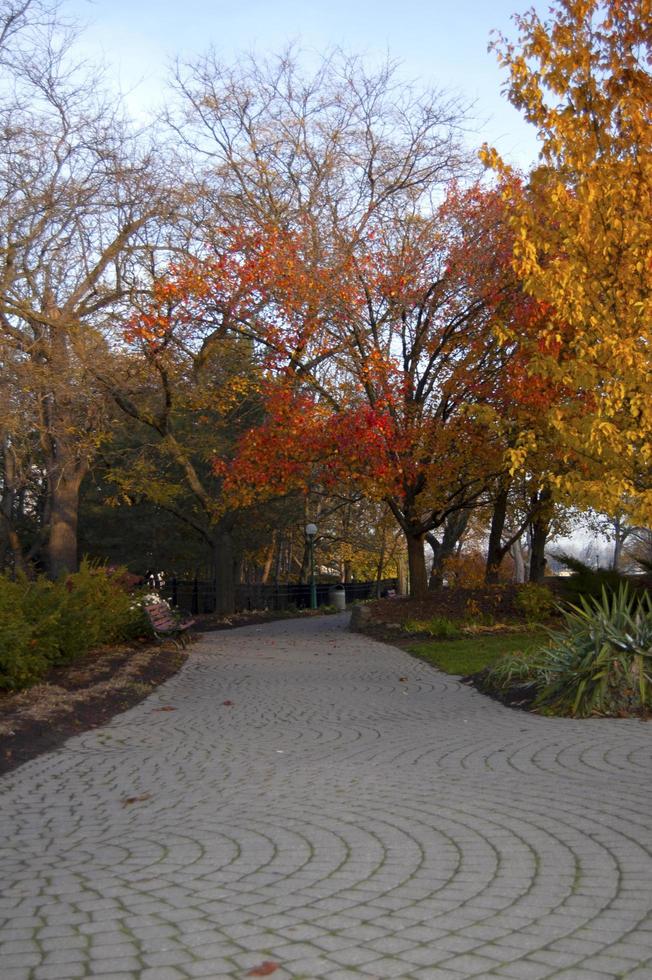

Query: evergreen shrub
0,562,145,690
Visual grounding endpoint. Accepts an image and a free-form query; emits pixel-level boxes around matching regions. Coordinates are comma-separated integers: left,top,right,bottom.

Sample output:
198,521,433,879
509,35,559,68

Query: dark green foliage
78,477,208,578
0,562,146,689
552,552,625,601
0,579,55,688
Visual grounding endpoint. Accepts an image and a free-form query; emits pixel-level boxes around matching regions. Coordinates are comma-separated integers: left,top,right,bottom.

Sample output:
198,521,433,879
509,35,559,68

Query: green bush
55,562,143,662
535,584,652,717
0,562,145,690
0,578,54,688
514,583,555,622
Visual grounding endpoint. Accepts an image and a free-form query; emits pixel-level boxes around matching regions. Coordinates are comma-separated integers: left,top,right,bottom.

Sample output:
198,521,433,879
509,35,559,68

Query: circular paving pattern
2,613,652,979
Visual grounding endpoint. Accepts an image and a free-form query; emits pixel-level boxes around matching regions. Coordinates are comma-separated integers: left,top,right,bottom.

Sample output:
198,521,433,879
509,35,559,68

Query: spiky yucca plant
536,585,652,717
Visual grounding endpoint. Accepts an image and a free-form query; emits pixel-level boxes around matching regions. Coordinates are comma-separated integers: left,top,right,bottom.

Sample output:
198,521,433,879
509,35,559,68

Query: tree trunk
375,531,386,598
612,533,622,572
529,522,548,583
428,546,444,588
396,555,408,596
48,474,84,578
406,531,428,598
261,531,277,584
298,541,309,584
211,526,235,615
273,532,284,586
341,504,351,584
485,486,509,584
510,540,527,583
0,513,30,577
427,511,469,588
611,516,627,571
528,487,552,583
0,438,31,575
286,538,293,584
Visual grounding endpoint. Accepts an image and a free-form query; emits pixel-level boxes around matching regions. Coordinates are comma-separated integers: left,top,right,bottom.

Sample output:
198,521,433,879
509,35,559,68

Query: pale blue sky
67,0,542,169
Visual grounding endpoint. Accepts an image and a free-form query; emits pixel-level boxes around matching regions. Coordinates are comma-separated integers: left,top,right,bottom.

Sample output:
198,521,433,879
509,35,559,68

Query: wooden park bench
144,601,195,649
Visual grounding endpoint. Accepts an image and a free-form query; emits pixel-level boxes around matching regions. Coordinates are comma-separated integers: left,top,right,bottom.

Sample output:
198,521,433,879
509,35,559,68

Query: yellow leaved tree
483,0,651,522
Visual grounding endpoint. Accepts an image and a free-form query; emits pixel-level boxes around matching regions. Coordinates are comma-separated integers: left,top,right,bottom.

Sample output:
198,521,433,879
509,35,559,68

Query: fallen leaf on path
152,706,176,712
120,793,151,807
399,677,408,682
222,700,234,706
247,963,280,976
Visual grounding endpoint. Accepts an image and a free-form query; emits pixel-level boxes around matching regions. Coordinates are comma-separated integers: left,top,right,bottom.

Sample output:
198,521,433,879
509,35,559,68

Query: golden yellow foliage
483,0,651,521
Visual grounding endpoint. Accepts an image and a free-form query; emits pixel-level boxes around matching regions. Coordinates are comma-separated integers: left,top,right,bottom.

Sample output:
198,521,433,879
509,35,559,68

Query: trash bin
329,584,346,611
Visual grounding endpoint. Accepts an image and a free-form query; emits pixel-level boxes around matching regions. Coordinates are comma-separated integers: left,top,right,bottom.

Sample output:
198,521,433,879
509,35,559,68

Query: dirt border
0,642,188,776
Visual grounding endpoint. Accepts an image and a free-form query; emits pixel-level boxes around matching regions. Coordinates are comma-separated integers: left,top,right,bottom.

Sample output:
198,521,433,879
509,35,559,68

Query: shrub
0,562,145,690
552,552,626,601
55,562,145,661
535,585,652,717
0,578,55,688
464,597,481,621
515,583,555,622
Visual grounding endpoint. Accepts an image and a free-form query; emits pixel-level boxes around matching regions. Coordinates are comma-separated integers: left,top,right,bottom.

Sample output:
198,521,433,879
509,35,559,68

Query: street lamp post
306,523,318,609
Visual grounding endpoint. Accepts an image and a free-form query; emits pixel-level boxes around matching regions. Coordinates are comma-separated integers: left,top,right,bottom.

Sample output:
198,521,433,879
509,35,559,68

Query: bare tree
168,48,477,243
0,0,176,576
0,0,62,64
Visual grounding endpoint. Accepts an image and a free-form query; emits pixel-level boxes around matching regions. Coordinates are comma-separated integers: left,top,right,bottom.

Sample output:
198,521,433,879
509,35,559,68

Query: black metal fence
169,578,398,615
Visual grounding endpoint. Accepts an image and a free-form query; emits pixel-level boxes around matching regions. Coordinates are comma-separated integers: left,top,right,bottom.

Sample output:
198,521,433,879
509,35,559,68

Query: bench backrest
144,602,178,630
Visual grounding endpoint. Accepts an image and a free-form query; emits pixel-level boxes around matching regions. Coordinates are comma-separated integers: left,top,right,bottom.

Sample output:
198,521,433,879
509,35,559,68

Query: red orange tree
132,183,549,596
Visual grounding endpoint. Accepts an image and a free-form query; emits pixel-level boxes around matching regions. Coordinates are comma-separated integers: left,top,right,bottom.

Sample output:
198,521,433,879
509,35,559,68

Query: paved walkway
2,614,652,980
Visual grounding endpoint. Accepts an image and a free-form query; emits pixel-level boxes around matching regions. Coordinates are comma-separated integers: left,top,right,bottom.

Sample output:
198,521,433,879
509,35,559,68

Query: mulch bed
190,609,316,632
352,586,524,644
463,668,540,712
0,641,188,777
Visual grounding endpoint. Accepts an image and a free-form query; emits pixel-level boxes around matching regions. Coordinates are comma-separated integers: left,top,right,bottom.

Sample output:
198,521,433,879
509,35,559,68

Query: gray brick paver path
2,613,652,979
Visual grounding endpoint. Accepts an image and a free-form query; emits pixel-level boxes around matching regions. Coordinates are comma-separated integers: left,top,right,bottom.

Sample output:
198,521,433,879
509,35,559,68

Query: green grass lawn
408,630,549,676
